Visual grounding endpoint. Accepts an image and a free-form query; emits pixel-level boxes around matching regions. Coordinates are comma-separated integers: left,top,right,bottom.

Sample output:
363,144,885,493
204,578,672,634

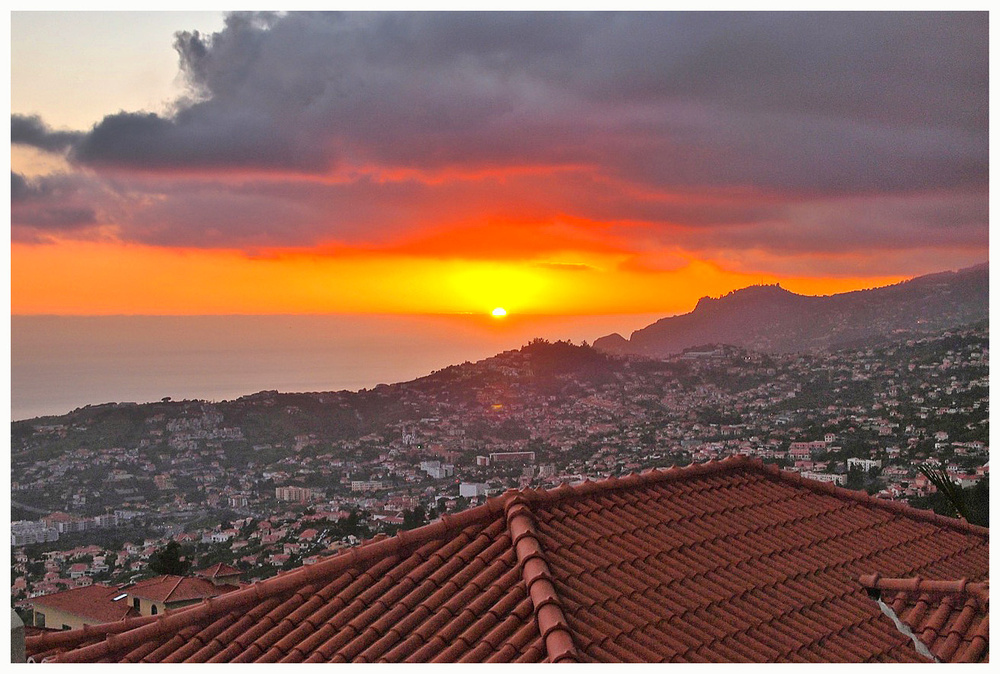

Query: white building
847,458,883,472
420,461,454,479
459,483,488,498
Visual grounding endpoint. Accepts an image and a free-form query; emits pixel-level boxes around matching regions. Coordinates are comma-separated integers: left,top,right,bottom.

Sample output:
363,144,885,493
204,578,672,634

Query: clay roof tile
28,460,989,664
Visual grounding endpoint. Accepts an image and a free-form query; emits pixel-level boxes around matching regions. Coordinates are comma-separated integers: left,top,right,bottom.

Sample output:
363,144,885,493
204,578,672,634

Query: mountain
594,263,988,357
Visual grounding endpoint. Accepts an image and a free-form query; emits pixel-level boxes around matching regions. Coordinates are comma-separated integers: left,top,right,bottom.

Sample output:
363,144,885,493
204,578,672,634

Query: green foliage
147,541,192,576
967,475,989,527
402,506,427,531
916,466,988,527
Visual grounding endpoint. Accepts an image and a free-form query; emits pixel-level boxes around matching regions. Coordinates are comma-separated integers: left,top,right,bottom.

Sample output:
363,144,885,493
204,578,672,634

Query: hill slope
594,263,988,356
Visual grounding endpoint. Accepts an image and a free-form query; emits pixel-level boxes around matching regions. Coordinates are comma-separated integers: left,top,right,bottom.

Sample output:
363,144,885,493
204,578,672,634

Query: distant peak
695,283,794,310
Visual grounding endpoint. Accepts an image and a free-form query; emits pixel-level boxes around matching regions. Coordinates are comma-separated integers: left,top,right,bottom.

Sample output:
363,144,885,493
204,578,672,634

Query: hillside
594,263,988,357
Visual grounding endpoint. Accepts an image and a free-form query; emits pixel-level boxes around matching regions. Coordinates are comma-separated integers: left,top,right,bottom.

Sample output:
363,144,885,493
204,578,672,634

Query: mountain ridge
594,263,988,357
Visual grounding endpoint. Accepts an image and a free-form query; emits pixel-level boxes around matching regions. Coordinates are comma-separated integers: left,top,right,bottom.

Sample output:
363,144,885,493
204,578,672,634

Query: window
35,612,45,628
133,597,140,610
151,605,158,615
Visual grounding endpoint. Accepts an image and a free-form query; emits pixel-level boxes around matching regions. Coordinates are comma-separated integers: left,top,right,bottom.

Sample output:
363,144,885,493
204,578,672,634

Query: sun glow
491,307,507,317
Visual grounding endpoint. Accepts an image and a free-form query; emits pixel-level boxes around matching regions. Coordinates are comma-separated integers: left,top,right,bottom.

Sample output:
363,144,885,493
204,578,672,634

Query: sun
491,307,507,317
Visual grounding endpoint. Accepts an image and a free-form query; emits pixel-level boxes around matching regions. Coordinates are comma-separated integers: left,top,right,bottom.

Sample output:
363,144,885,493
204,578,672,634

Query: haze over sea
11,313,663,421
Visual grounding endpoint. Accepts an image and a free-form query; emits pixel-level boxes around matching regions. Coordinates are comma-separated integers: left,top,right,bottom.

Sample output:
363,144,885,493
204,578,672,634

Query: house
193,563,242,587
66,564,89,580
124,575,239,617
28,585,138,631
23,457,988,663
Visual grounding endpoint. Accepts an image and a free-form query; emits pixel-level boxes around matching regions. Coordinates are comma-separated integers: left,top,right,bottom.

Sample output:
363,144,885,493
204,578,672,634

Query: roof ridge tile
860,574,988,605
504,495,581,663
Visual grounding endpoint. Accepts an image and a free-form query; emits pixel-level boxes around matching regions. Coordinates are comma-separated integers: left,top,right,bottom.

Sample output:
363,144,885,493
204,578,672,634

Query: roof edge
756,459,989,537
29,496,510,661
503,455,986,538
859,574,989,604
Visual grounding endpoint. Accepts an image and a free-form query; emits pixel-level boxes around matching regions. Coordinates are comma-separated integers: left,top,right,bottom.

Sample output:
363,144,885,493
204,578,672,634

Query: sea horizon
10,312,667,422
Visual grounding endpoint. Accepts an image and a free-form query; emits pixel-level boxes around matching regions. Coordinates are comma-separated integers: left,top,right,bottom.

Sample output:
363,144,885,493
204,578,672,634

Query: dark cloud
11,171,39,201
11,171,102,240
10,12,989,268
13,206,97,230
11,114,84,153
53,13,988,185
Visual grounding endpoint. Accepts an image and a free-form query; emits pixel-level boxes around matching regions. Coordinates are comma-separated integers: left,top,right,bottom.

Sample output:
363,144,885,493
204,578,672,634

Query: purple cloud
9,12,988,272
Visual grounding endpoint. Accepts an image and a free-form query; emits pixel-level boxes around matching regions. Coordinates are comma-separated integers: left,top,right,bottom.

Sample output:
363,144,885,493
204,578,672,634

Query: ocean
10,313,663,421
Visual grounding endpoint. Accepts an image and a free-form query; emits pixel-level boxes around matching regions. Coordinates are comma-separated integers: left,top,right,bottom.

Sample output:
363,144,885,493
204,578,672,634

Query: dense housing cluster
11,322,988,613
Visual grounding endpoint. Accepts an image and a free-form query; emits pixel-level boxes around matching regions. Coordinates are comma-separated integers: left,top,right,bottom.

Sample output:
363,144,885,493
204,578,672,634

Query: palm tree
917,465,973,522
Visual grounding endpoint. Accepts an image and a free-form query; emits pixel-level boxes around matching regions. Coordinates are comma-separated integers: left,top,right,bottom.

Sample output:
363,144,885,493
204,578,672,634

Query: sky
9,10,989,317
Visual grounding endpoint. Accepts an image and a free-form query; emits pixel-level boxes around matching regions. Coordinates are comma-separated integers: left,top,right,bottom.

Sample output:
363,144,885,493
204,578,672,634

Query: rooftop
30,585,139,625
26,456,988,663
126,575,239,604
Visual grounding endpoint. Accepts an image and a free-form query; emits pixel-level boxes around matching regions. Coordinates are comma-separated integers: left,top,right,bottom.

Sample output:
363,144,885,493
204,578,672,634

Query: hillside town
11,322,989,624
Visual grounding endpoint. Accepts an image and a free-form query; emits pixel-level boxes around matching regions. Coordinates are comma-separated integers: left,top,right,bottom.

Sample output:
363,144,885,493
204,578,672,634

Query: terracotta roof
30,584,139,625
126,575,239,604
859,575,989,663
194,563,241,580
26,456,989,663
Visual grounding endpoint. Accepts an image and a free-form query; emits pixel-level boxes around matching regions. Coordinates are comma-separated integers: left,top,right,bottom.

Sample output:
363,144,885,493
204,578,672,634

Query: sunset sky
10,11,989,317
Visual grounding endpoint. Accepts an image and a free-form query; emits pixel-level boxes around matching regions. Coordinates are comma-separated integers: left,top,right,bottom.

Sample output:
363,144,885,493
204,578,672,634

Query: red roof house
125,575,240,617
29,585,138,632
193,563,242,587
24,456,988,663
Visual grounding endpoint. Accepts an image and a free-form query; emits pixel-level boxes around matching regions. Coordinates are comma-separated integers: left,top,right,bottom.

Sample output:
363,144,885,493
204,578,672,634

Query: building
124,575,239,617
275,486,313,503
11,521,59,546
420,461,454,479
29,585,137,631
350,480,387,493
193,563,242,587
459,482,488,498
23,457,988,663
488,451,535,464
847,457,883,472
799,470,846,486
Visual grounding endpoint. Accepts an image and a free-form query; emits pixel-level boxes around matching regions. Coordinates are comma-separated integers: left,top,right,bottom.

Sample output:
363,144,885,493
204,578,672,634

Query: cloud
39,13,989,186
9,12,989,274
11,114,84,153
11,171,103,241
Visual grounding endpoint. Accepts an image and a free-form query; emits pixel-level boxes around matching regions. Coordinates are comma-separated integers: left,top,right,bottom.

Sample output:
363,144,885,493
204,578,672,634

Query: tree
916,466,988,527
402,506,427,531
147,541,191,576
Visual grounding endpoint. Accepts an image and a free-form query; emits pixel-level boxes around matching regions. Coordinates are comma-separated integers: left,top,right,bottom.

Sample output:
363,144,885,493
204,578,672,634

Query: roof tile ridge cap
439,499,500,531
527,455,754,505
256,524,420,597
393,500,499,549
52,605,194,663
503,496,580,664
860,575,989,602
25,612,159,648
46,636,112,663
164,575,186,602
769,463,990,537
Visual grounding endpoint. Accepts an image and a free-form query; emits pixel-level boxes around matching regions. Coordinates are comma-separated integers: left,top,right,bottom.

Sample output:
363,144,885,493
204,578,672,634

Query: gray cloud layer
10,11,989,272
12,114,84,153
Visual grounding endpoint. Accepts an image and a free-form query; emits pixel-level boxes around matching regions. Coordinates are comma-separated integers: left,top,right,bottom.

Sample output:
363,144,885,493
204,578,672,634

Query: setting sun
491,307,507,317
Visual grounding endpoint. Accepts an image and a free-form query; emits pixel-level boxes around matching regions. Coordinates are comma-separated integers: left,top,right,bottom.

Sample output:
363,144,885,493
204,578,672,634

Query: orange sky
10,239,910,317
10,13,986,318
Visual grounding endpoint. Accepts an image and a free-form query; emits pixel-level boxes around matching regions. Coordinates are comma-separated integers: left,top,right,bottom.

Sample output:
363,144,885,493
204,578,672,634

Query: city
12,321,988,618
